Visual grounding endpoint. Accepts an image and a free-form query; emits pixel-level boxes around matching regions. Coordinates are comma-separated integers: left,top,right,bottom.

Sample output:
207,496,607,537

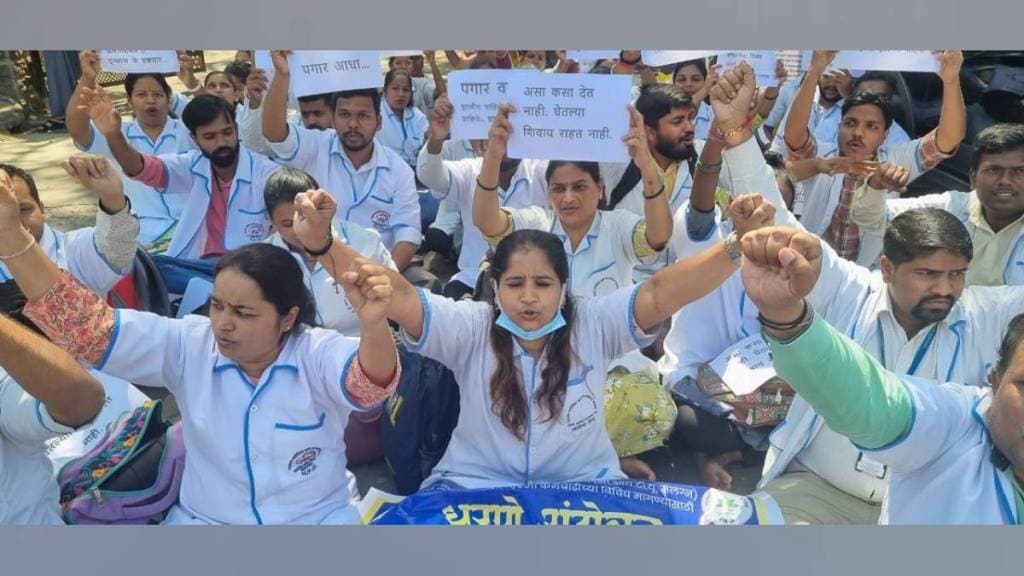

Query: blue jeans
152,254,219,295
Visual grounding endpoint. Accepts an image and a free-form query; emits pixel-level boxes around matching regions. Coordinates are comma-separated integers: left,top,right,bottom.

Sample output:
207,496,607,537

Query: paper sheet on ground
508,72,632,162
708,335,777,397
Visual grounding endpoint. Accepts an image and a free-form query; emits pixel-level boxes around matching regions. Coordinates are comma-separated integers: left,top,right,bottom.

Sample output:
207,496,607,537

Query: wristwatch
723,231,742,264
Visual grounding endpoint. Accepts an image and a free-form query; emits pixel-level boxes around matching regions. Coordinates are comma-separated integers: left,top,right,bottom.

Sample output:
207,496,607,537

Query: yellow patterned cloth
603,367,677,457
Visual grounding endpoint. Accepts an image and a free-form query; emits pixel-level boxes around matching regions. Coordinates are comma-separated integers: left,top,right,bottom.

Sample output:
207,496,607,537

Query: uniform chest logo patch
289,447,322,476
245,222,267,241
371,210,391,229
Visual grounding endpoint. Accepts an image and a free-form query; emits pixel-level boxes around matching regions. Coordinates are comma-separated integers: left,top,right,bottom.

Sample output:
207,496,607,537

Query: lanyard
877,319,938,377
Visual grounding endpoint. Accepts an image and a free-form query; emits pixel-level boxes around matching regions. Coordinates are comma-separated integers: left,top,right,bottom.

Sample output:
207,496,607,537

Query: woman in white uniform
273,180,771,489
378,69,430,170
0,182,401,525
474,105,674,299
67,51,196,250
673,59,717,142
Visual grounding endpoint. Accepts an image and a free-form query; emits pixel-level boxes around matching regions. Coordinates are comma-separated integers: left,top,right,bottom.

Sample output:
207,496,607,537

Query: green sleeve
765,312,913,449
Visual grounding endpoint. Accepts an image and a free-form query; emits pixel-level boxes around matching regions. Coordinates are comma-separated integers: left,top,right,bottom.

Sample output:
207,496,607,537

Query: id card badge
855,452,888,479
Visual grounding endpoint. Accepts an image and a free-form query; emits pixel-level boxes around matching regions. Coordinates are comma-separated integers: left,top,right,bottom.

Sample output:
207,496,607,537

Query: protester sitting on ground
377,69,430,169
781,50,966,267
416,93,550,302
0,159,137,296
263,167,396,336
851,123,1024,286
0,305,104,525
67,51,197,250
261,182,771,489
740,224,1024,524
80,88,280,295
388,52,446,116
262,51,435,292
0,182,401,524
473,104,673,299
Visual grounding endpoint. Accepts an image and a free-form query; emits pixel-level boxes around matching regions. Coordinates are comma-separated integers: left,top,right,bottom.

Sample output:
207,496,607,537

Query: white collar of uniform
552,209,602,255
213,329,302,386
125,117,180,144
330,135,383,175
381,100,415,122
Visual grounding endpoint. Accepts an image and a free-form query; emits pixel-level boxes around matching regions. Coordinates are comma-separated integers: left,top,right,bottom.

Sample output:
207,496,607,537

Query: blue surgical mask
492,281,568,341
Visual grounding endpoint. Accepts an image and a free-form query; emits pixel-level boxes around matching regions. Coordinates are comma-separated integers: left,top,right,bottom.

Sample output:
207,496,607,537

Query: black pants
673,400,758,461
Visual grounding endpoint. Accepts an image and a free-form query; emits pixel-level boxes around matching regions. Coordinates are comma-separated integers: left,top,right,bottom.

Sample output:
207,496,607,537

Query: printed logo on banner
371,210,391,229
699,488,754,525
245,222,267,241
289,447,322,476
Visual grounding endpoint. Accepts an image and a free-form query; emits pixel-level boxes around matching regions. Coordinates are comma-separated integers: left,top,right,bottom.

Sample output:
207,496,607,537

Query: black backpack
381,345,461,495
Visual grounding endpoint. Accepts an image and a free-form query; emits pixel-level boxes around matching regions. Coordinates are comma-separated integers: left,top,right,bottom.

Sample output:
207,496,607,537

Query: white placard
717,51,778,85
448,70,514,140
777,50,806,82
708,335,777,397
380,50,422,58
641,50,718,68
289,51,383,98
253,51,299,107
567,50,620,62
99,50,178,74
45,373,150,477
830,50,940,73
508,73,632,163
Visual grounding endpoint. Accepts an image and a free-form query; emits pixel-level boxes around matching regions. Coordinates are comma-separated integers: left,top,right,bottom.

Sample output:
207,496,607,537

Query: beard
909,295,956,324
203,142,240,168
341,130,372,153
654,134,695,162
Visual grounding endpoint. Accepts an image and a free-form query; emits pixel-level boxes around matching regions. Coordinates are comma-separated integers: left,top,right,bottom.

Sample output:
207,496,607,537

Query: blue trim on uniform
566,365,594,387
855,377,918,453
214,363,255,389
994,470,1018,525
738,291,751,338
595,468,608,480
524,360,539,485
275,412,327,431
1004,232,1024,284
587,261,616,280
403,288,432,352
225,151,255,208
499,177,527,205
95,309,123,371
946,320,965,382
626,284,647,347
78,124,97,151
344,165,391,222
369,194,395,205
35,400,65,434
338,351,374,412
273,126,302,163
241,362,298,525
237,208,267,215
